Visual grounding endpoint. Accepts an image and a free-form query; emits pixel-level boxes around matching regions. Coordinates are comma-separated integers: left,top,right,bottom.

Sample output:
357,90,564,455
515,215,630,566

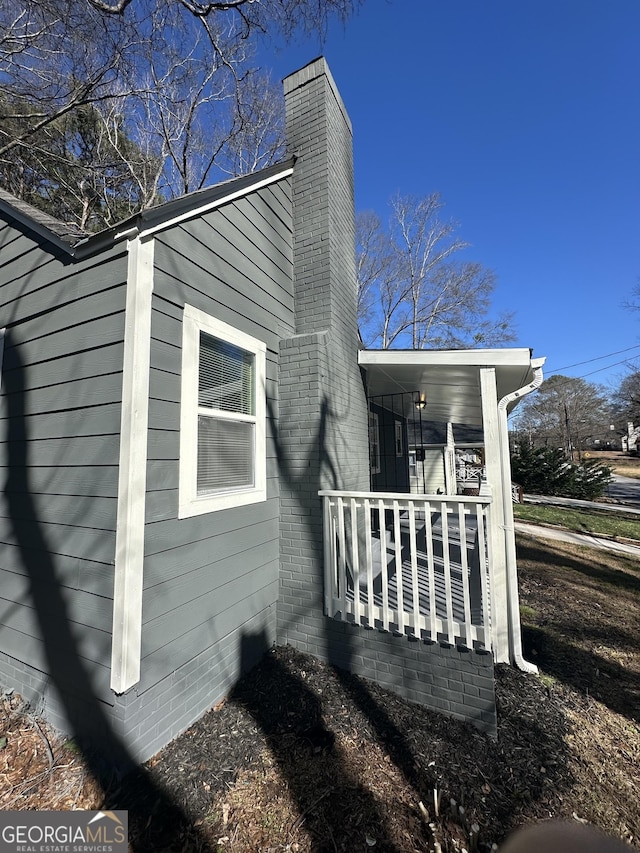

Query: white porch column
444,422,456,494
497,357,544,674
480,367,509,663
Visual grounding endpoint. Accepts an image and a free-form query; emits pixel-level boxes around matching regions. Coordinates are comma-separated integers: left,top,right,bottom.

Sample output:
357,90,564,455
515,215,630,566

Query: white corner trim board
479,366,509,665
111,233,154,694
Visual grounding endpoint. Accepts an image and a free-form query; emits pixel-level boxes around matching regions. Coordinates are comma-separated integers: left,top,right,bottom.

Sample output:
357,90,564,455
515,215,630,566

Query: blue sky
260,0,640,394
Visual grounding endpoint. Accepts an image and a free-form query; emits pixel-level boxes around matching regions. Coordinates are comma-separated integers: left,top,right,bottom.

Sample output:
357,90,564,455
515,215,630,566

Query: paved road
519,477,640,556
604,474,640,509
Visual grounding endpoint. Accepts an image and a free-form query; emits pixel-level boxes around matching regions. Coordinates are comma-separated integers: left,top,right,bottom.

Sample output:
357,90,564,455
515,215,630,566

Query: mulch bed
117,645,575,852
2,534,639,852
1,646,573,853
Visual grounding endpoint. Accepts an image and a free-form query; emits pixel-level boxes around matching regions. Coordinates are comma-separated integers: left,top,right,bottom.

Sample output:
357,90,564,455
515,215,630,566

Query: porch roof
359,348,543,425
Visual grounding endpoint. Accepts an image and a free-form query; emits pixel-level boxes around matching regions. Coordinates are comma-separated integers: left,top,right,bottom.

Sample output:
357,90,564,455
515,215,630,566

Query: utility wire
546,343,640,375
541,355,640,389
573,358,640,381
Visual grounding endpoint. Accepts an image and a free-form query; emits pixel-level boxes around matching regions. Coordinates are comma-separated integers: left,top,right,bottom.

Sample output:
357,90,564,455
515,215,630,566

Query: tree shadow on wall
2,337,213,851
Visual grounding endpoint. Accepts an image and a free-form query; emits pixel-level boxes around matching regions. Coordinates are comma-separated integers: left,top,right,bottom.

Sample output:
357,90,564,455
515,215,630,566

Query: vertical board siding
140,179,294,698
0,213,127,690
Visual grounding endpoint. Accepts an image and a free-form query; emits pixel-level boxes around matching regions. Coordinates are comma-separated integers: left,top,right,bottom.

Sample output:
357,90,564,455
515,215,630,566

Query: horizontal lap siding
0,215,126,684
0,622,112,697
140,180,294,700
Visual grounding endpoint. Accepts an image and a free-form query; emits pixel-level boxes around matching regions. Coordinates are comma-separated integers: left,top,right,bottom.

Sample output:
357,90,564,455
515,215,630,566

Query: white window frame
179,304,266,517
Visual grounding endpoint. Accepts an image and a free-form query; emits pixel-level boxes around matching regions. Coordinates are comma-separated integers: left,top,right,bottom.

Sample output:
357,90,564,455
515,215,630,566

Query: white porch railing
456,464,485,482
319,490,493,652
511,481,524,503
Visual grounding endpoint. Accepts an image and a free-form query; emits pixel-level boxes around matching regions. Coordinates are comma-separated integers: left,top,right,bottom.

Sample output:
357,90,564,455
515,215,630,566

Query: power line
546,343,640,374
575,358,640,381
543,356,640,389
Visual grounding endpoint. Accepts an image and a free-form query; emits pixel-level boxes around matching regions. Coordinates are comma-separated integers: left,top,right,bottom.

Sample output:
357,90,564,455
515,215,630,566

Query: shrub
511,440,612,500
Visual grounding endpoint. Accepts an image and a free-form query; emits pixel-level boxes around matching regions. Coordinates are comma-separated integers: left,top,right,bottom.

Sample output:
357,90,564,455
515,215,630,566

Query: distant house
0,58,544,762
622,422,640,454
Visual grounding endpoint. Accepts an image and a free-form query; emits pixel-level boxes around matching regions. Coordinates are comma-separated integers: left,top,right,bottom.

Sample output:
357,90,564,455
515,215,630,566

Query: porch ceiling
359,348,542,425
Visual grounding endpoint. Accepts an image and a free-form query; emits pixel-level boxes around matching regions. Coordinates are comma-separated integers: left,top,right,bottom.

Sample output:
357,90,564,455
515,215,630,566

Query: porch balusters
319,490,493,653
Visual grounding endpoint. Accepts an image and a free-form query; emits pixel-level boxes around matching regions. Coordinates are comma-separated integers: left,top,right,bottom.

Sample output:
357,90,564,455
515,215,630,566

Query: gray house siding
113,178,296,759
0,213,128,722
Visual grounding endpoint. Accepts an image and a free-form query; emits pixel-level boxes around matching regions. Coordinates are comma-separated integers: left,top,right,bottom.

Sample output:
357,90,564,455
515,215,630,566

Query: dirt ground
1,534,639,852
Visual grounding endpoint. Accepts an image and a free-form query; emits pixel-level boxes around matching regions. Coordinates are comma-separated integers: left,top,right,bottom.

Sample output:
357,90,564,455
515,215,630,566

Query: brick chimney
277,58,369,653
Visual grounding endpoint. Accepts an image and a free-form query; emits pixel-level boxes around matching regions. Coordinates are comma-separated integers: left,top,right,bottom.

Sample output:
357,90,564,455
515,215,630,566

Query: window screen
197,416,255,493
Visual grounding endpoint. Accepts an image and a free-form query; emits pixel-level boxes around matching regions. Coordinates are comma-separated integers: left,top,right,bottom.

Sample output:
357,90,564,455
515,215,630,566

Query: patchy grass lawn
592,451,640,480
1,535,639,852
516,532,640,846
513,503,640,543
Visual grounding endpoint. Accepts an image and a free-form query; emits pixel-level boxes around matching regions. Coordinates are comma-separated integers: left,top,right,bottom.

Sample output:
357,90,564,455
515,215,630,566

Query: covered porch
320,348,545,669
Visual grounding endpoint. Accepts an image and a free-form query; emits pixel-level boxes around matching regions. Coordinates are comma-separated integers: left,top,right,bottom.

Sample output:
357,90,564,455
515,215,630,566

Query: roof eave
0,191,83,257
74,158,296,258
1,157,296,260
359,347,535,369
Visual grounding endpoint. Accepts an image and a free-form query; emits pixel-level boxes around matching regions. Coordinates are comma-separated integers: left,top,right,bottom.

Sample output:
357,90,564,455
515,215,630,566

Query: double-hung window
179,304,266,517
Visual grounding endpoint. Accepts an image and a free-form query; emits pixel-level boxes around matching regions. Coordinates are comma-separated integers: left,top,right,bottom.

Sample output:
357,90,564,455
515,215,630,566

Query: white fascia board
110,233,154,694
359,348,535,369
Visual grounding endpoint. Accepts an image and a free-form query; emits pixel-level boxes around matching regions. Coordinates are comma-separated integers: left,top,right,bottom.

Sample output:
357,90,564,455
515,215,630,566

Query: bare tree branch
0,0,359,230
511,375,611,453
356,193,516,350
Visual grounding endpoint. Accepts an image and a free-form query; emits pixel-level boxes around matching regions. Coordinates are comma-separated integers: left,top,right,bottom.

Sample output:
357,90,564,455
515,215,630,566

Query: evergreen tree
512,439,611,500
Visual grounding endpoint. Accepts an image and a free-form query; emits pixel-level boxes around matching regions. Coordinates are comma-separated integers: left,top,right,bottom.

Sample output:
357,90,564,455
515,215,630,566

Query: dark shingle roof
0,157,295,257
0,188,87,245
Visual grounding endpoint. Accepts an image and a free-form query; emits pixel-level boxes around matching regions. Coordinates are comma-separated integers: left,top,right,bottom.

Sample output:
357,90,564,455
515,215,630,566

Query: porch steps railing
319,491,493,652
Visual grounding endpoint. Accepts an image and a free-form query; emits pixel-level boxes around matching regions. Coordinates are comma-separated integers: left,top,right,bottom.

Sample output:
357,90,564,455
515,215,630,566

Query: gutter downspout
497,356,545,673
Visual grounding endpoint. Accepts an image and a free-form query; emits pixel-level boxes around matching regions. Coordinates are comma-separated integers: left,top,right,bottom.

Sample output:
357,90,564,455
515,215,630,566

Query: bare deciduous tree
356,192,516,349
0,0,135,159
217,70,286,179
0,0,359,229
0,97,165,229
83,0,358,40
624,279,640,312
611,369,640,429
510,375,611,457
356,210,399,343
